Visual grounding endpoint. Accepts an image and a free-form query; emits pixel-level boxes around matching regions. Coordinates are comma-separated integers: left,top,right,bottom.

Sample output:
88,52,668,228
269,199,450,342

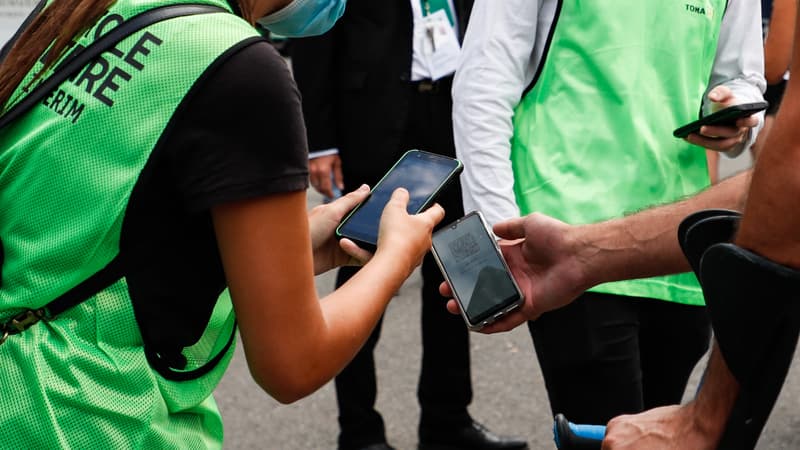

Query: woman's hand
308,184,374,274
373,188,445,278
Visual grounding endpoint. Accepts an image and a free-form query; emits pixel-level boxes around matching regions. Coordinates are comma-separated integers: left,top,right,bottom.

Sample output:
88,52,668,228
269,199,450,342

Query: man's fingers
318,179,334,199
333,163,345,191
478,311,528,334
697,124,745,139
493,216,527,241
687,132,746,152
446,299,460,315
439,280,453,297
735,115,759,129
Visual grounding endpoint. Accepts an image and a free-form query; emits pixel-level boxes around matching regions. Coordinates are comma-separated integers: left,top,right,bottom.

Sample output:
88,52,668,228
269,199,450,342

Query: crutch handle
553,414,605,449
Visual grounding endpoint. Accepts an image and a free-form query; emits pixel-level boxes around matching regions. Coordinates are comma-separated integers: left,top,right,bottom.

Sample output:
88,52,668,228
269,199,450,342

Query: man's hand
309,154,344,199
440,213,590,333
602,403,715,450
685,85,760,152
308,184,373,274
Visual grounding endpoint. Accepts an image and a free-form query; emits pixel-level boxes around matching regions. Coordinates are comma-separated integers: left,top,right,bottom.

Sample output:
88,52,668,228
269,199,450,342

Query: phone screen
432,212,522,327
337,150,462,247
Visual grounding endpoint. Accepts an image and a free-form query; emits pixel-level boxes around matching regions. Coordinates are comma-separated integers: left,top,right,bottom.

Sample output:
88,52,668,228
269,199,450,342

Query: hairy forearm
572,171,750,288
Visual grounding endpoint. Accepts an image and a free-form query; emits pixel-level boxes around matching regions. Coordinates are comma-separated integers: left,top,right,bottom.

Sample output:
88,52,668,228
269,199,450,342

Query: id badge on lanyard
412,0,460,80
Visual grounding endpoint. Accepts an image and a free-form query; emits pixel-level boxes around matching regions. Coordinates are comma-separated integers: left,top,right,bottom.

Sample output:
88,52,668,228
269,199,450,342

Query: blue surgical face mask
257,0,346,37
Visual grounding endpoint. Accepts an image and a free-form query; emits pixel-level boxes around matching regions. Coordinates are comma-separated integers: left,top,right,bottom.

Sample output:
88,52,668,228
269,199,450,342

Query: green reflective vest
511,1,727,305
0,0,259,447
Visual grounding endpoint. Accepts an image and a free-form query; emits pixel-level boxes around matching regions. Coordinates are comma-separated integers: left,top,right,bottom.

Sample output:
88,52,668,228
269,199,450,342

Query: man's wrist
690,346,740,444
563,224,601,293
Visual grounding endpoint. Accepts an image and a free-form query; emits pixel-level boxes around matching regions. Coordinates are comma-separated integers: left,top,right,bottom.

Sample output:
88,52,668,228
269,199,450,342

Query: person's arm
290,31,343,198
736,4,800,269
213,188,444,403
706,149,720,184
602,342,738,450
764,0,796,85
604,6,800,447
443,170,750,333
451,0,545,227
686,0,766,156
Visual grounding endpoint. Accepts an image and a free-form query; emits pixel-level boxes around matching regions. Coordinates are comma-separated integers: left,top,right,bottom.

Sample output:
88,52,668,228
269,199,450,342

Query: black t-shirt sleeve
165,40,309,212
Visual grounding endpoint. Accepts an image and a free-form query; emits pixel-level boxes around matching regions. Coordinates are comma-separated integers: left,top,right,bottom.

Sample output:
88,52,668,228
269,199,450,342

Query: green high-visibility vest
511,0,727,305
0,0,259,446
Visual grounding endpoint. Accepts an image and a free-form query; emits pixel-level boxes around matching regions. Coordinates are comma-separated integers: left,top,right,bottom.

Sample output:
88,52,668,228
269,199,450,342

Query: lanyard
420,0,454,26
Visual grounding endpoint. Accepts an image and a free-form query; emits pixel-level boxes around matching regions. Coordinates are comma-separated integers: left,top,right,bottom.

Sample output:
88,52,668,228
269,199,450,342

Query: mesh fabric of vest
0,0,259,446
511,0,727,305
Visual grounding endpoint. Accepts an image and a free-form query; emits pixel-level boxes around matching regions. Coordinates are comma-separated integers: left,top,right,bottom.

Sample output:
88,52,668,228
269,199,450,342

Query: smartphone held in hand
672,101,769,138
431,211,523,331
336,149,463,251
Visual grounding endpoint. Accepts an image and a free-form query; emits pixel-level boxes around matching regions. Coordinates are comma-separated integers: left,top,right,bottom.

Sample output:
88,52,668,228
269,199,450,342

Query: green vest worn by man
511,0,727,305
0,0,259,446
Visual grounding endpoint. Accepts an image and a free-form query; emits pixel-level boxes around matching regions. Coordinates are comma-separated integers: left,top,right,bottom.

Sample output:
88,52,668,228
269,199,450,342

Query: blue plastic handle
553,414,605,449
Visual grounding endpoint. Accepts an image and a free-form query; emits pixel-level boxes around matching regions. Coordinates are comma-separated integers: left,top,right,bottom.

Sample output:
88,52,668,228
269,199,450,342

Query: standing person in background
452,0,765,426
290,2,529,450
0,0,445,447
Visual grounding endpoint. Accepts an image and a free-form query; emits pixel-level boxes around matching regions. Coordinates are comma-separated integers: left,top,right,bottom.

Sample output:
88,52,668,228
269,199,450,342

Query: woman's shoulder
199,39,298,108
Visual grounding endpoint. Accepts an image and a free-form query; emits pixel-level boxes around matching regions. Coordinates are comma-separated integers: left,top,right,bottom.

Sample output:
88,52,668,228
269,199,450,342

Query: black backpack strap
145,318,239,381
0,3,226,129
0,256,125,342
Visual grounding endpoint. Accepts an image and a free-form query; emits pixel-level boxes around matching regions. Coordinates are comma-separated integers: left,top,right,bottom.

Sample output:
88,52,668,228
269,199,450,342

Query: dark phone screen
337,151,461,246
433,213,520,324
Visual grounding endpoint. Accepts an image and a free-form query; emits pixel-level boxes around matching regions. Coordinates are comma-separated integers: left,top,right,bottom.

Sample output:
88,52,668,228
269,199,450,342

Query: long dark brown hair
0,0,257,110
0,0,116,110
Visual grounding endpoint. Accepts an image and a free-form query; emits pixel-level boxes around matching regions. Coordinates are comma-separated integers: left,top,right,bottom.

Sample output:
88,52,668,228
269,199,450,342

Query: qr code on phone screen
448,233,480,262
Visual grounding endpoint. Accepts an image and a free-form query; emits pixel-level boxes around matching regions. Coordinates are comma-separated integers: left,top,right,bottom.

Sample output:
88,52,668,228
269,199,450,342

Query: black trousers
528,291,712,425
335,76,471,449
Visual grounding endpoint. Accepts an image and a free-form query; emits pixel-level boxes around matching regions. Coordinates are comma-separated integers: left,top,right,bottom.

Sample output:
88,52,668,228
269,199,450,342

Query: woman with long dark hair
0,0,444,447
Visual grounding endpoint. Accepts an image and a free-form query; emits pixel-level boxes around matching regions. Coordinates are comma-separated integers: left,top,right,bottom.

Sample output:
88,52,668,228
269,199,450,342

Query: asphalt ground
215,168,800,449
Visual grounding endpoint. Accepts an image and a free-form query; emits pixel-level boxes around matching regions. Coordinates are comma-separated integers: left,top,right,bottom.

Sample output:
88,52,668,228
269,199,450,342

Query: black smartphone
336,149,463,251
431,211,524,331
672,101,769,138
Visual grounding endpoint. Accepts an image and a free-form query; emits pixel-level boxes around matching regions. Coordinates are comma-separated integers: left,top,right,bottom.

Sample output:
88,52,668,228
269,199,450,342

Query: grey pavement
215,157,800,449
